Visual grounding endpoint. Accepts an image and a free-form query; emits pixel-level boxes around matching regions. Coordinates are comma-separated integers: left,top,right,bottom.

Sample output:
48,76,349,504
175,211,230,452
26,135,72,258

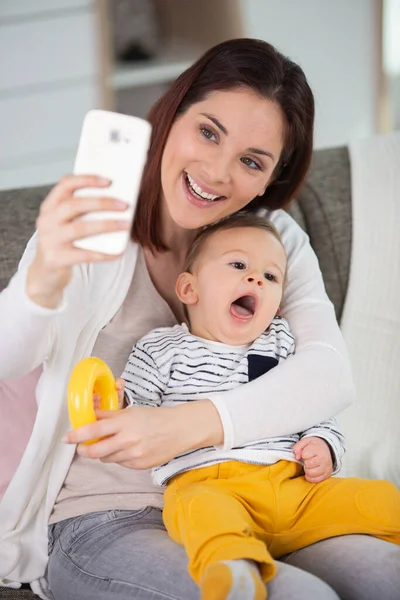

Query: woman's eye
230,262,246,270
241,156,262,171
200,126,217,142
264,272,277,282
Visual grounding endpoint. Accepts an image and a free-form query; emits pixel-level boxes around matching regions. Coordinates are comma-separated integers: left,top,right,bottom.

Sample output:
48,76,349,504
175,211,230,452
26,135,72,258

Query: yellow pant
163,460,400,585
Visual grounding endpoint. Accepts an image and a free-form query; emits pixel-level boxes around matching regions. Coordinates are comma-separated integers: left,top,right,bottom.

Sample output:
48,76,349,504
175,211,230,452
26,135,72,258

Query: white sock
222,559,262,600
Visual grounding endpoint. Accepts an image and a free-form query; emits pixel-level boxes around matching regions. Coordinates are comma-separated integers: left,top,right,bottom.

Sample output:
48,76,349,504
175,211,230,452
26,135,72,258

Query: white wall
239,0,380,149
0,0,99,190
383,0,400,129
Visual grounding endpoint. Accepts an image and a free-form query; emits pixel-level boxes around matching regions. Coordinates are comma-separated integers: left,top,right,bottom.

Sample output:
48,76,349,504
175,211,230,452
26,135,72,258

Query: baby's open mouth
230,295,256,319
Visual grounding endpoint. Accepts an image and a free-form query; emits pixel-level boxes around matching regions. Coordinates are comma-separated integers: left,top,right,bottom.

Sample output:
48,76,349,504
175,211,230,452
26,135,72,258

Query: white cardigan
0,209,355,591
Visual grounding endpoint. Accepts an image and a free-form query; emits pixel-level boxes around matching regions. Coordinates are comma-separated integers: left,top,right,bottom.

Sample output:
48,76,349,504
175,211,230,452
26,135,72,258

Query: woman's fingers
44,215,131,245
64,215,131,243
45,196,128,228
77,434,125,460
40,175,111,212
38,196,130,239
63,410,121,444
27,174,130,305
35,217,130,270
34,246,123,270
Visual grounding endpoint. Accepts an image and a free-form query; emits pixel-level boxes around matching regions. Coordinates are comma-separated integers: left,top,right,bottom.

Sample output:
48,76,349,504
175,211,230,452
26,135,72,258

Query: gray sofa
0,145,352,598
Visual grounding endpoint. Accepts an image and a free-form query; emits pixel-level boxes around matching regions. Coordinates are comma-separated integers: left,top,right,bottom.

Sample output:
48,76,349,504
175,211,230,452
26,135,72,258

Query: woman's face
160,88,285,231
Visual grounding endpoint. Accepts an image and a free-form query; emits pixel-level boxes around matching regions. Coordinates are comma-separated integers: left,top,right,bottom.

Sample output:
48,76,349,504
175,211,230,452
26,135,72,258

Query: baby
121,214,400,600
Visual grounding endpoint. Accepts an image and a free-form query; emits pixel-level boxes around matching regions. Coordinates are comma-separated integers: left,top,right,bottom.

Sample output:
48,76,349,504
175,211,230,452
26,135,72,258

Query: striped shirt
122,318,345,485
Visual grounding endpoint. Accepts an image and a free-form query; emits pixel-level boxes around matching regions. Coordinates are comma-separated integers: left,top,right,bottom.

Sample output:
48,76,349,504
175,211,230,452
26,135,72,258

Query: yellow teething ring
68,357,119,441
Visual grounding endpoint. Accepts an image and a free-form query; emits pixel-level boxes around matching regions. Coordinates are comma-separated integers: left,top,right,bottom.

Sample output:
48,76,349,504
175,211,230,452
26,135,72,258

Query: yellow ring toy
68,357,119,443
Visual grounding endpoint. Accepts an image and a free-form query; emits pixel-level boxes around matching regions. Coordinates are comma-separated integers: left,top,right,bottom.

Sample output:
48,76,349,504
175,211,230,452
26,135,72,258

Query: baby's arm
121,339,168,407
293,418,345,482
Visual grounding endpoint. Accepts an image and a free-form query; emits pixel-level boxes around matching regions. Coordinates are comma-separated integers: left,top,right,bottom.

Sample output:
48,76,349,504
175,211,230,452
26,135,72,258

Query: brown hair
133,38,314,251
184,213,285,274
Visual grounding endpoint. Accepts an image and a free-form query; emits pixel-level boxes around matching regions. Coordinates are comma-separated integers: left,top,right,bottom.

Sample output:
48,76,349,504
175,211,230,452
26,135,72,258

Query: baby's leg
201,560,267,600
270,473,400,557
163,468,275,599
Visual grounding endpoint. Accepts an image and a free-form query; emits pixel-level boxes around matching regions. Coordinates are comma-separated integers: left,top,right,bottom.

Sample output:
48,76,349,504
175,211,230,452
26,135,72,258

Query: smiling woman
133,38,314,250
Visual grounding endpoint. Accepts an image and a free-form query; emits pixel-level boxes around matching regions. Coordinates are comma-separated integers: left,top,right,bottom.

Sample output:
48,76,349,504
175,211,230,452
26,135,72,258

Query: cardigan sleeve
208,210,356,451
0,232,81,379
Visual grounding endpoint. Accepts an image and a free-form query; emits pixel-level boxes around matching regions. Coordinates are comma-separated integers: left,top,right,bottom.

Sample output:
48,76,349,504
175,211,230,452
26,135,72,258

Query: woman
1,39,398,600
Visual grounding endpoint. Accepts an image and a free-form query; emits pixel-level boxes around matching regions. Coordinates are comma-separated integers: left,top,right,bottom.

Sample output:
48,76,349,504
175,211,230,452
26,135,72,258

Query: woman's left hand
62,399,223,469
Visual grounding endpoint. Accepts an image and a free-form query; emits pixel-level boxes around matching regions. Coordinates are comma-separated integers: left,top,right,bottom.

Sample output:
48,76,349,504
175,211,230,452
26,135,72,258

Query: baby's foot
201,559,266,600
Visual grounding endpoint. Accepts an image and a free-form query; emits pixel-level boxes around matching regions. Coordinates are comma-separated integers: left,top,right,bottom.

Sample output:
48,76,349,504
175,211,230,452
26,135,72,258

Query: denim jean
46,508,400,600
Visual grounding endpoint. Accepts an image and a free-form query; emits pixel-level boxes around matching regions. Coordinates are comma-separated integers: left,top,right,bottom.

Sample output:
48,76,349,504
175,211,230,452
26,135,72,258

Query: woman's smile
182,171,226,208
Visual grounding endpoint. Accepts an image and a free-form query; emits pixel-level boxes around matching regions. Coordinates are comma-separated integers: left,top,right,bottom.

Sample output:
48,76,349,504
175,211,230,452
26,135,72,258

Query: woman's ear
175,272,199,306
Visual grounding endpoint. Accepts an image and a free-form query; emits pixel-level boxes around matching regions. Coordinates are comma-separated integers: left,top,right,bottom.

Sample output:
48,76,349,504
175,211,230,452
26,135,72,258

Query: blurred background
0,0,398,191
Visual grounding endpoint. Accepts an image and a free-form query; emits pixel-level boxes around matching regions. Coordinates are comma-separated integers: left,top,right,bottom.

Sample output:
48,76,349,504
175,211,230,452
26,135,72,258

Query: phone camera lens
110,129,120,143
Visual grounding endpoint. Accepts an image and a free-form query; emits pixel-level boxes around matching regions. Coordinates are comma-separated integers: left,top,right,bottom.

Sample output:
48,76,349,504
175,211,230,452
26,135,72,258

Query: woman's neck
159,201,198,261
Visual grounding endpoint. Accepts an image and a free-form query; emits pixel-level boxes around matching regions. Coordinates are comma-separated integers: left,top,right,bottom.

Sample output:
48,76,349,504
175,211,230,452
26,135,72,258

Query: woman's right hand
27,174,131,308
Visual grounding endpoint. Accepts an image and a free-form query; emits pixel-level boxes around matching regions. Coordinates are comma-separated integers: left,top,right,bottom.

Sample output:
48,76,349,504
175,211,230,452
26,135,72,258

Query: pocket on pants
66,507,161,556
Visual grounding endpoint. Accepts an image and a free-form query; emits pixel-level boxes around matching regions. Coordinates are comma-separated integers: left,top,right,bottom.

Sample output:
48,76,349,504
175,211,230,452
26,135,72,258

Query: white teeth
186,173,220,201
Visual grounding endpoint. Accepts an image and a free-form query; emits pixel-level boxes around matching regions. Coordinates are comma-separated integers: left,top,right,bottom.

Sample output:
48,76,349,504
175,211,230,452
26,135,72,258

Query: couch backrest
290,146,352,321
0,185,51,292
0,146,352,319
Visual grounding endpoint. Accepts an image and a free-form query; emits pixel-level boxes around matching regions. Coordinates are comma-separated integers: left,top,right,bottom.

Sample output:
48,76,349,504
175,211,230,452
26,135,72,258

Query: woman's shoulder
256,207,310,264
257,207,306,238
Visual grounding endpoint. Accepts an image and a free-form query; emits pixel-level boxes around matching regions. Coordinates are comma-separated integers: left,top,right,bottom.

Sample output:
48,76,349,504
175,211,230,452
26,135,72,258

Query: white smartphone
73,110,152,255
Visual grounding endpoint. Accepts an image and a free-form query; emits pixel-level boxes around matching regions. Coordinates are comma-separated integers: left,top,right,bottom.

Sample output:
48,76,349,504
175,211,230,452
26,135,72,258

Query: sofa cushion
0,585,36,598
338,132,400,487
291,146,352,322
0,186,51,292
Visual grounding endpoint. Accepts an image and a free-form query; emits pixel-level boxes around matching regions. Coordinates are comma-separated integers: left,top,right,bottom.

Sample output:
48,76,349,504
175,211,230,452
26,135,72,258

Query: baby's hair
184,213,285,274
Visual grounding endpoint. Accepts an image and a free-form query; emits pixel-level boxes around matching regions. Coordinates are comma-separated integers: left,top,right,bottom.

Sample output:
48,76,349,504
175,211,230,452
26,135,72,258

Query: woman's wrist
26,262,63,309
175,399,224,450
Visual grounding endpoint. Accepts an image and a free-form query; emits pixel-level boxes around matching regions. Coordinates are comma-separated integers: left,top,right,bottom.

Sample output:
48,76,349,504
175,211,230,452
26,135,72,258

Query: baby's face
186,227,287,345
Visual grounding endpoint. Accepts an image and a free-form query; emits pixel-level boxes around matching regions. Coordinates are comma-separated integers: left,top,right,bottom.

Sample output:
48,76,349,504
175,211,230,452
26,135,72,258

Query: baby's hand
293,436,333,483
93,378,125,411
